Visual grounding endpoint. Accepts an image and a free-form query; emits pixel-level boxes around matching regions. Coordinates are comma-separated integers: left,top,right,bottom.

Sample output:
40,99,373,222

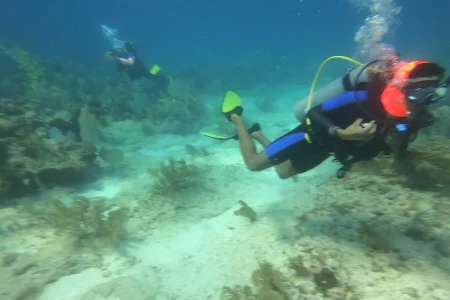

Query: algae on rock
47,196,128,249
288,255,310,277
400,137,450,187
221,285,256,300
221,262,289,300
234,200,258,223
149,157,200,195
78,106,101,145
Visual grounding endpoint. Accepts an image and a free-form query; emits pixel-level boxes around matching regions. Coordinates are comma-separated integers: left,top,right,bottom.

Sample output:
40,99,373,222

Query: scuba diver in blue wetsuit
101,24,171,96
202,56,449,179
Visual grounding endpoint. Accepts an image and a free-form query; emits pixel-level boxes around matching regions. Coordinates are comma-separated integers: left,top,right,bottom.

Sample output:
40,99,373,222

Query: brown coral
0,98,97,198
401,137,450,187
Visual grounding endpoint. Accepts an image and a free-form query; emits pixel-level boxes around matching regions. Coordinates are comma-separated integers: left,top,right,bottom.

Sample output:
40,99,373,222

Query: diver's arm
306,106,341,137
307,104,376,140
115,56,135,66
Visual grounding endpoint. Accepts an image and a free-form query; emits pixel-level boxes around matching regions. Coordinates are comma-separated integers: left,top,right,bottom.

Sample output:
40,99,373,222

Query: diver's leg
230,114,273,171
263,124,330,178
250,131,298,179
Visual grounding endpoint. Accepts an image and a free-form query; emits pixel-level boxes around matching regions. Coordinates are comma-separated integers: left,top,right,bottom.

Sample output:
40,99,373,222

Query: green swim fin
200,123,261,141
221,91,243,121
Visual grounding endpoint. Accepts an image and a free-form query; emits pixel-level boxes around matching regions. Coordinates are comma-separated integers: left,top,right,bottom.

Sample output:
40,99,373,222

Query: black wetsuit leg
148,73,170,94
264,123,330,173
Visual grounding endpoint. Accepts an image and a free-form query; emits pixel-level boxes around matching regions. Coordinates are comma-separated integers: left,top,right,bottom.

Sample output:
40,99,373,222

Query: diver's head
380,60,448,120
403,62,447,105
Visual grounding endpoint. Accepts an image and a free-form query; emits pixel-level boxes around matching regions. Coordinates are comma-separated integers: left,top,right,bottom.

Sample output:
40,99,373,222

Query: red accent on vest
380,60,429,117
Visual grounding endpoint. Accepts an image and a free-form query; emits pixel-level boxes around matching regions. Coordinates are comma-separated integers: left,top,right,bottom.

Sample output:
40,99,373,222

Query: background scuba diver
203,56,449,179
102,24,171,96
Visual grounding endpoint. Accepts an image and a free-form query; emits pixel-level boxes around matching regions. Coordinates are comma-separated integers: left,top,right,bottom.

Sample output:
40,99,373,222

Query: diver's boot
232,123,261,140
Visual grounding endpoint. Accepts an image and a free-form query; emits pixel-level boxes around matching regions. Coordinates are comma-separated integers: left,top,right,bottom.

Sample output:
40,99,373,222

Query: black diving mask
403,77,449,105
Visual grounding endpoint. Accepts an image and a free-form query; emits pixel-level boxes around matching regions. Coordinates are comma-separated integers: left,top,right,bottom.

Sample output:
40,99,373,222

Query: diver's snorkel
403,77,449,106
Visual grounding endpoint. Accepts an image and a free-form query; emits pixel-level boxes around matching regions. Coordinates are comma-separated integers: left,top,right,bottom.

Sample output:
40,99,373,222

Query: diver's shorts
265,123,329,173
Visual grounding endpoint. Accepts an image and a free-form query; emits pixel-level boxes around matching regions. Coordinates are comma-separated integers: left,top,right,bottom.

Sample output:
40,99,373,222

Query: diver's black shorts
264,123,330,173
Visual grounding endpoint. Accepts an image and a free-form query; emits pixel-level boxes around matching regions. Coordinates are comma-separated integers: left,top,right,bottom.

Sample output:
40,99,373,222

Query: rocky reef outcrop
0,98,97,198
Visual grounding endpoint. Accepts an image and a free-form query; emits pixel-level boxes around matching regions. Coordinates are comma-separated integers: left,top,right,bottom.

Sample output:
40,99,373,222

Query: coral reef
288,255,310,277
149,157,201,196
98,147,125,164
47,196,128,250
78,106,101,144
0,205,103,300
0,243,101,300
0,98,98,199
398,136,450,189
0,44,99,110
313,268,339,292
1,44,208,136
423,105,450,138
301,169,450,266
100,80,135,121
221,262,289,300
146,93,206,134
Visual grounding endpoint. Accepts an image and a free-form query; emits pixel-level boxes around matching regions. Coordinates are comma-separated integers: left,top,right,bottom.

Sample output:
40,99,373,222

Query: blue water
2,0,448,80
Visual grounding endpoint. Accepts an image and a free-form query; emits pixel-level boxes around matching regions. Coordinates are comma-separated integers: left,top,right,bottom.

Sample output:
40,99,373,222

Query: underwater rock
313,268,339,292
398,137,450,189
435,234,450,257
78,106,101,144
289,255,311,277
234,200,258,223
98,147,124,164
0,98,98,199
146,88,207,134
424,106,450,138
185,143,210,157
221,262,289,300
0,239,102,300
76,276,159,300
251,262,288,297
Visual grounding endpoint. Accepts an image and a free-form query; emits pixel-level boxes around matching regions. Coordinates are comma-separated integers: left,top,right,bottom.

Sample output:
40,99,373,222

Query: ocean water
1,0,450,299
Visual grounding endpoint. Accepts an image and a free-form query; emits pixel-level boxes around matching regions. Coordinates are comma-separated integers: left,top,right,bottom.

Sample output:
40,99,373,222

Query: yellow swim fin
200,132,237,140
149,64,161,75
221,91,243,121
200,123,261,141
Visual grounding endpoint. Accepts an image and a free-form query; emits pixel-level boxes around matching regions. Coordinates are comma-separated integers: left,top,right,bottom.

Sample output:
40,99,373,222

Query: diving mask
403,76,449,105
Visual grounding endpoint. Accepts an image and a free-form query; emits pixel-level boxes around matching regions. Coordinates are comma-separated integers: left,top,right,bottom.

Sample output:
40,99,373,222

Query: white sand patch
37,269,107,300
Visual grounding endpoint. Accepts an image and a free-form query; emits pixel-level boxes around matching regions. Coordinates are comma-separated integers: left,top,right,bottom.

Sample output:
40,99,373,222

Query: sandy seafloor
2,86,450,300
